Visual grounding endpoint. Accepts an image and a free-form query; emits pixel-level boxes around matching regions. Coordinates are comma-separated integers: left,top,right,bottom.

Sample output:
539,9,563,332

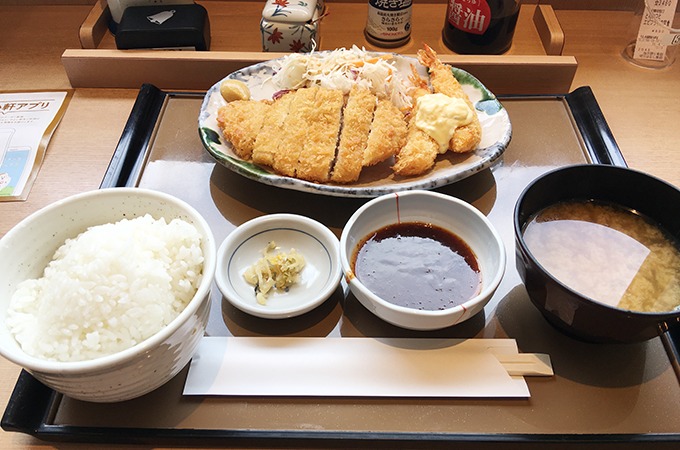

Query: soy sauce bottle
442,0,520,54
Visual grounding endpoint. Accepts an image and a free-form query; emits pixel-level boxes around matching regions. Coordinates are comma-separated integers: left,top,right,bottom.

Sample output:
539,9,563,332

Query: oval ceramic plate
199,53,511,198
215,214,342,319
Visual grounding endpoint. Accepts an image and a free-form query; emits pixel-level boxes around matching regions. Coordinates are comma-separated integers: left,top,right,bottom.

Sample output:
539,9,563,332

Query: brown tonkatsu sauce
352,222,481,311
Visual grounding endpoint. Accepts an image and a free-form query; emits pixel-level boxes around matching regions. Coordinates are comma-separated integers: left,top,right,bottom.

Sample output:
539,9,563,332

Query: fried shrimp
417,44,482,153
393,122,440,176
393,65,439,176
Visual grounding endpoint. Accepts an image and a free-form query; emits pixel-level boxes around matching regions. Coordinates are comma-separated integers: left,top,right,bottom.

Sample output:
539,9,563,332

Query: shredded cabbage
271,45,415,110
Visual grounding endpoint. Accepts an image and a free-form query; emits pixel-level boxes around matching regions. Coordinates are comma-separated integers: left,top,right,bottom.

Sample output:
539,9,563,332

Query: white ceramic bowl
0,188,216,402
216,214,342,319
340,190,505,331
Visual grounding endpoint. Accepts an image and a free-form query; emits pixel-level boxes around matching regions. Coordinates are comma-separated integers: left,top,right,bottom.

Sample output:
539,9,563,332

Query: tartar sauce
414,93,473,153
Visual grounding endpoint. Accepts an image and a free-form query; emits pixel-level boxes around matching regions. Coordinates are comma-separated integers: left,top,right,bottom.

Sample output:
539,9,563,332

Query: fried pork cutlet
216,100,270,159
296,88,344,182
418,44,482,153
331,86,377,183
272,87,319,177
363,99,407,167
252,92,294,167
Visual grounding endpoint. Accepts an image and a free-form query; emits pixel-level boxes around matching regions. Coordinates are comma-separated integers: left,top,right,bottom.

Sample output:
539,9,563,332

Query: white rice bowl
0,188,216,402
7,214,204,362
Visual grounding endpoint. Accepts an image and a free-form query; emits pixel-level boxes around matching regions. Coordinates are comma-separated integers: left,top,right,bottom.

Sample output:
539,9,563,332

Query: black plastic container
115,4,210,51
514,164,680,343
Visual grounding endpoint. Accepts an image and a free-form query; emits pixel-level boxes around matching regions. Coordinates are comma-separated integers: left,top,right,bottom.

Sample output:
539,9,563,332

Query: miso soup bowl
340,190,506,331
514,164,680,344
0,188,216,402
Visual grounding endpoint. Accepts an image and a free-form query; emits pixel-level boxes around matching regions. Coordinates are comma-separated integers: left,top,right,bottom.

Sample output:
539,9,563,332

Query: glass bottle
442,0,521,54
365,0,413,48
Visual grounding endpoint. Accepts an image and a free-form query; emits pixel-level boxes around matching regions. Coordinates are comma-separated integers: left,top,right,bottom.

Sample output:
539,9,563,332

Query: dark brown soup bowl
514,164,680,343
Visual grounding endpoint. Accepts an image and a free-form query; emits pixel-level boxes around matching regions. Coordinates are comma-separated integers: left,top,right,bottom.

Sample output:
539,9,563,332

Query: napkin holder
115,4,210,50
260,0,324,52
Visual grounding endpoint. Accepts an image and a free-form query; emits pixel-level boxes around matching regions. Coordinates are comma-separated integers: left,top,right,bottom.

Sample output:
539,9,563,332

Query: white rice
6,214,204,362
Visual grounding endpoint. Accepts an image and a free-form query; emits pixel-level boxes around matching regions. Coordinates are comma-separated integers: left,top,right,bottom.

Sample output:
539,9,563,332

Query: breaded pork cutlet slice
331,86,377,183
272,87,319,177
252,92,294,167
363,99,407,167
216,100,270,159
296,88,344,182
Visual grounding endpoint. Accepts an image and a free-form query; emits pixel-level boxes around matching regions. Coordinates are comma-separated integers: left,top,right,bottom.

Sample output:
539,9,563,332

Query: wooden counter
0,1,679,449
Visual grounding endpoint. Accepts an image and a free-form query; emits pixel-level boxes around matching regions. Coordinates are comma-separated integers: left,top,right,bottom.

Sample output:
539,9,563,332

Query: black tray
3,84,680,448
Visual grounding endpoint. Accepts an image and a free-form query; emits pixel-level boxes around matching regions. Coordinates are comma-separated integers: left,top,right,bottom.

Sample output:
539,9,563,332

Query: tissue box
115,4,210,50
260,0,322,52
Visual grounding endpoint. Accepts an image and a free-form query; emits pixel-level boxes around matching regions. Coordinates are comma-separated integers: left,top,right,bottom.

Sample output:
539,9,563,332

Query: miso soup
523,200,680,313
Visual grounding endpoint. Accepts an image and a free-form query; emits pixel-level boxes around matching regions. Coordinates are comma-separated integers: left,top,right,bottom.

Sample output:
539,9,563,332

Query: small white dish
216,214,342,319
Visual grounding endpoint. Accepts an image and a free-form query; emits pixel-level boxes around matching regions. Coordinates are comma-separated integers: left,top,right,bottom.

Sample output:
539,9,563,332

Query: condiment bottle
364,0,412,48
442,0,520,54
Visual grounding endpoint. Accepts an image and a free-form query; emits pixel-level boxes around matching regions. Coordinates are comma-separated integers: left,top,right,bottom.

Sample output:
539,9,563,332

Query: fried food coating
393,65,439,176
393,130,440,176
272,87,319,177
296,88,344,182
215,45,484,182
331,86,377,183
252,92,294,167
393,101,440,176
216,100,270,159
364,99,408,167
417,44,482,153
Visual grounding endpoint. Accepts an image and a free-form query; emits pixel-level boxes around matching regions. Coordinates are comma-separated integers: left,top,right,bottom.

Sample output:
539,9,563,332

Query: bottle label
447,0,491,35
366,0,413,41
